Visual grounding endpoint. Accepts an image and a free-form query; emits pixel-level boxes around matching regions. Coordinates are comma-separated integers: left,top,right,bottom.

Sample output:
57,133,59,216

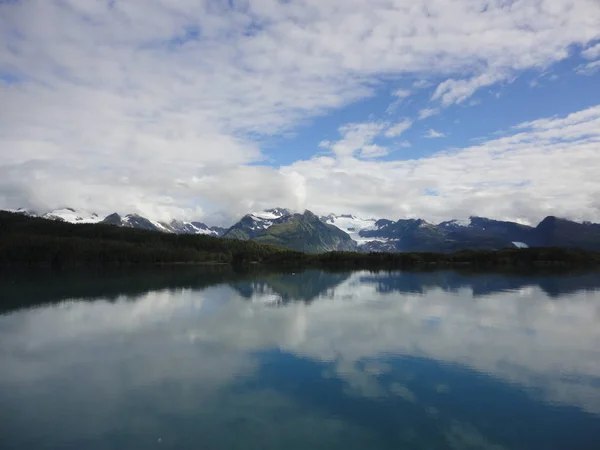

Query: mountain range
5,207,600,254
7,208,226,237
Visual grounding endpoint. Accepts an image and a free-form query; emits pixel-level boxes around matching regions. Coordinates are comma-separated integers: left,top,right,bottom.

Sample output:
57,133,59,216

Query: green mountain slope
253,210,357,253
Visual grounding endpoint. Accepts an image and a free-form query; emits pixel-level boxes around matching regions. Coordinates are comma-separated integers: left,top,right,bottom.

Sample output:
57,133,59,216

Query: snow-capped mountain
251,208,292,220
438,218,471,230
223,209,357,253
323,214,534,252
163,220,225,236
41,208,103,224
2,207,224,237
223,208,293,240
5,207,103,224
5,207,37,216
101,213,225,236
101,213,162,231
4,206,600,253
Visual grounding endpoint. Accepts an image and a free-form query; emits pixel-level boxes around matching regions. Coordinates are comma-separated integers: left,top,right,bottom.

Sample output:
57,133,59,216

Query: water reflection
1,269,599,449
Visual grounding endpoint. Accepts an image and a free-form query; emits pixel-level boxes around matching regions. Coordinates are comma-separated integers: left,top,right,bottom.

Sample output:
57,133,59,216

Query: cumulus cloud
0,0,599,223
319,122,388,159
284,105,600,224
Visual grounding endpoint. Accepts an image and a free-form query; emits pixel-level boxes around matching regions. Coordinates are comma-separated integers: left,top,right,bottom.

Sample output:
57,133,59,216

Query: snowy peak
438,218,471,229
250,207,292,221
41,208,102,224
107,213,163,232
164,219,225,236
100,214,223,236
3,207,222,236
5,207,37,217
223,208,294,240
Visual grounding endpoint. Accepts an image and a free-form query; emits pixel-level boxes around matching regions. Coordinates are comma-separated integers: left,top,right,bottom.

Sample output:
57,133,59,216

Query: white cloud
3,272,600,418
425,128,445,138
433,71,507,106
359,144,388,158
384,119,413,137
0,0,599,222
281,105,600,224
386,88,412,113
392,89,411,99
582,42,600,59
418,108,440,120
576,60,600,75
320,122,387,159
412,80,431,89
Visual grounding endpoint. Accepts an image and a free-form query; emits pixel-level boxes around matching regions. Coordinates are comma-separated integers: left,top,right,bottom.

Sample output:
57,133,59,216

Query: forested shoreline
1,211,599,268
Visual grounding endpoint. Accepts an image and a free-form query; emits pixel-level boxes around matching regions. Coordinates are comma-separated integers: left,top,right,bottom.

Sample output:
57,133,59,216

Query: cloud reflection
1,270,599,448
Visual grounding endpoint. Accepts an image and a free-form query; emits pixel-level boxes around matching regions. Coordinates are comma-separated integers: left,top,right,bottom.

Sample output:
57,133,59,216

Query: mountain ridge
224,209,357,253
4,207,600,253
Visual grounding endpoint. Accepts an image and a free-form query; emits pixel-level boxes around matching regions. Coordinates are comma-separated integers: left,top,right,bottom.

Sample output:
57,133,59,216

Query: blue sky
1,0,600,225
269,55,600,166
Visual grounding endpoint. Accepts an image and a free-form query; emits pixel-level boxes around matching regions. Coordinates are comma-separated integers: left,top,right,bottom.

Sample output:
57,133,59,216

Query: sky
1,0,600,226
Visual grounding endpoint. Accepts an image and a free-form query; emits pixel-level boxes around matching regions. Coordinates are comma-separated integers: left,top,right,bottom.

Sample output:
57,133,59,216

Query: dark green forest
0,211,298,266
1,211,599,268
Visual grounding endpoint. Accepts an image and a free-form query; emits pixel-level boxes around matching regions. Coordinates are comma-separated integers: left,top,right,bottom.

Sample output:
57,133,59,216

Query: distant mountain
222,208,292,240
535,216,600,251
6,207,103,224
322,215,534,253
3,206,600,253
100,212,167,232
166,220,226,237
355,218,508,252
101,213,224,237
457,216,535,246
4,208,225,237
40,207,103,224
344,215,600,253
225,209,357,253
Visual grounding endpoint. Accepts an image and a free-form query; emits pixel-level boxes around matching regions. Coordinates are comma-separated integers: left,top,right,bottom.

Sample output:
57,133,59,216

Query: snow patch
150,220,174,233
513,241,529,249
323,214,380,243
252,211,282,220
42,208,102,224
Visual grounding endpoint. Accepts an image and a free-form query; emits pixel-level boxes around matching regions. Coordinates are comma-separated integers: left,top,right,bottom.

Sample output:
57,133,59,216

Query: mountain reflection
1,268,599,449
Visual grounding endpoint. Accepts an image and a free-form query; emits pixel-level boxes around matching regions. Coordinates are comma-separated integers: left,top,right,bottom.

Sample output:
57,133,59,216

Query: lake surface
1,268,600,449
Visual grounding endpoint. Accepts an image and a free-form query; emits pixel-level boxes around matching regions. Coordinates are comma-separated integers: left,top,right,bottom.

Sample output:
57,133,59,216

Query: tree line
1,211,599,268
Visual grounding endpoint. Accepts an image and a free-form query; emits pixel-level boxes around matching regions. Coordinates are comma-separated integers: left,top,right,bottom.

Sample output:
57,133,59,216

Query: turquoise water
1,269,600,449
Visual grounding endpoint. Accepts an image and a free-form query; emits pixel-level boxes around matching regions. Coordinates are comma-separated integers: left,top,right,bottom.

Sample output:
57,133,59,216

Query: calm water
1,268,600,449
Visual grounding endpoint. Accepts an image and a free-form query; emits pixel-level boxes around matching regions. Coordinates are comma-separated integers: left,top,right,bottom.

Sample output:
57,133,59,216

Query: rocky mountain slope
221,208,291,240
224,210,357,253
